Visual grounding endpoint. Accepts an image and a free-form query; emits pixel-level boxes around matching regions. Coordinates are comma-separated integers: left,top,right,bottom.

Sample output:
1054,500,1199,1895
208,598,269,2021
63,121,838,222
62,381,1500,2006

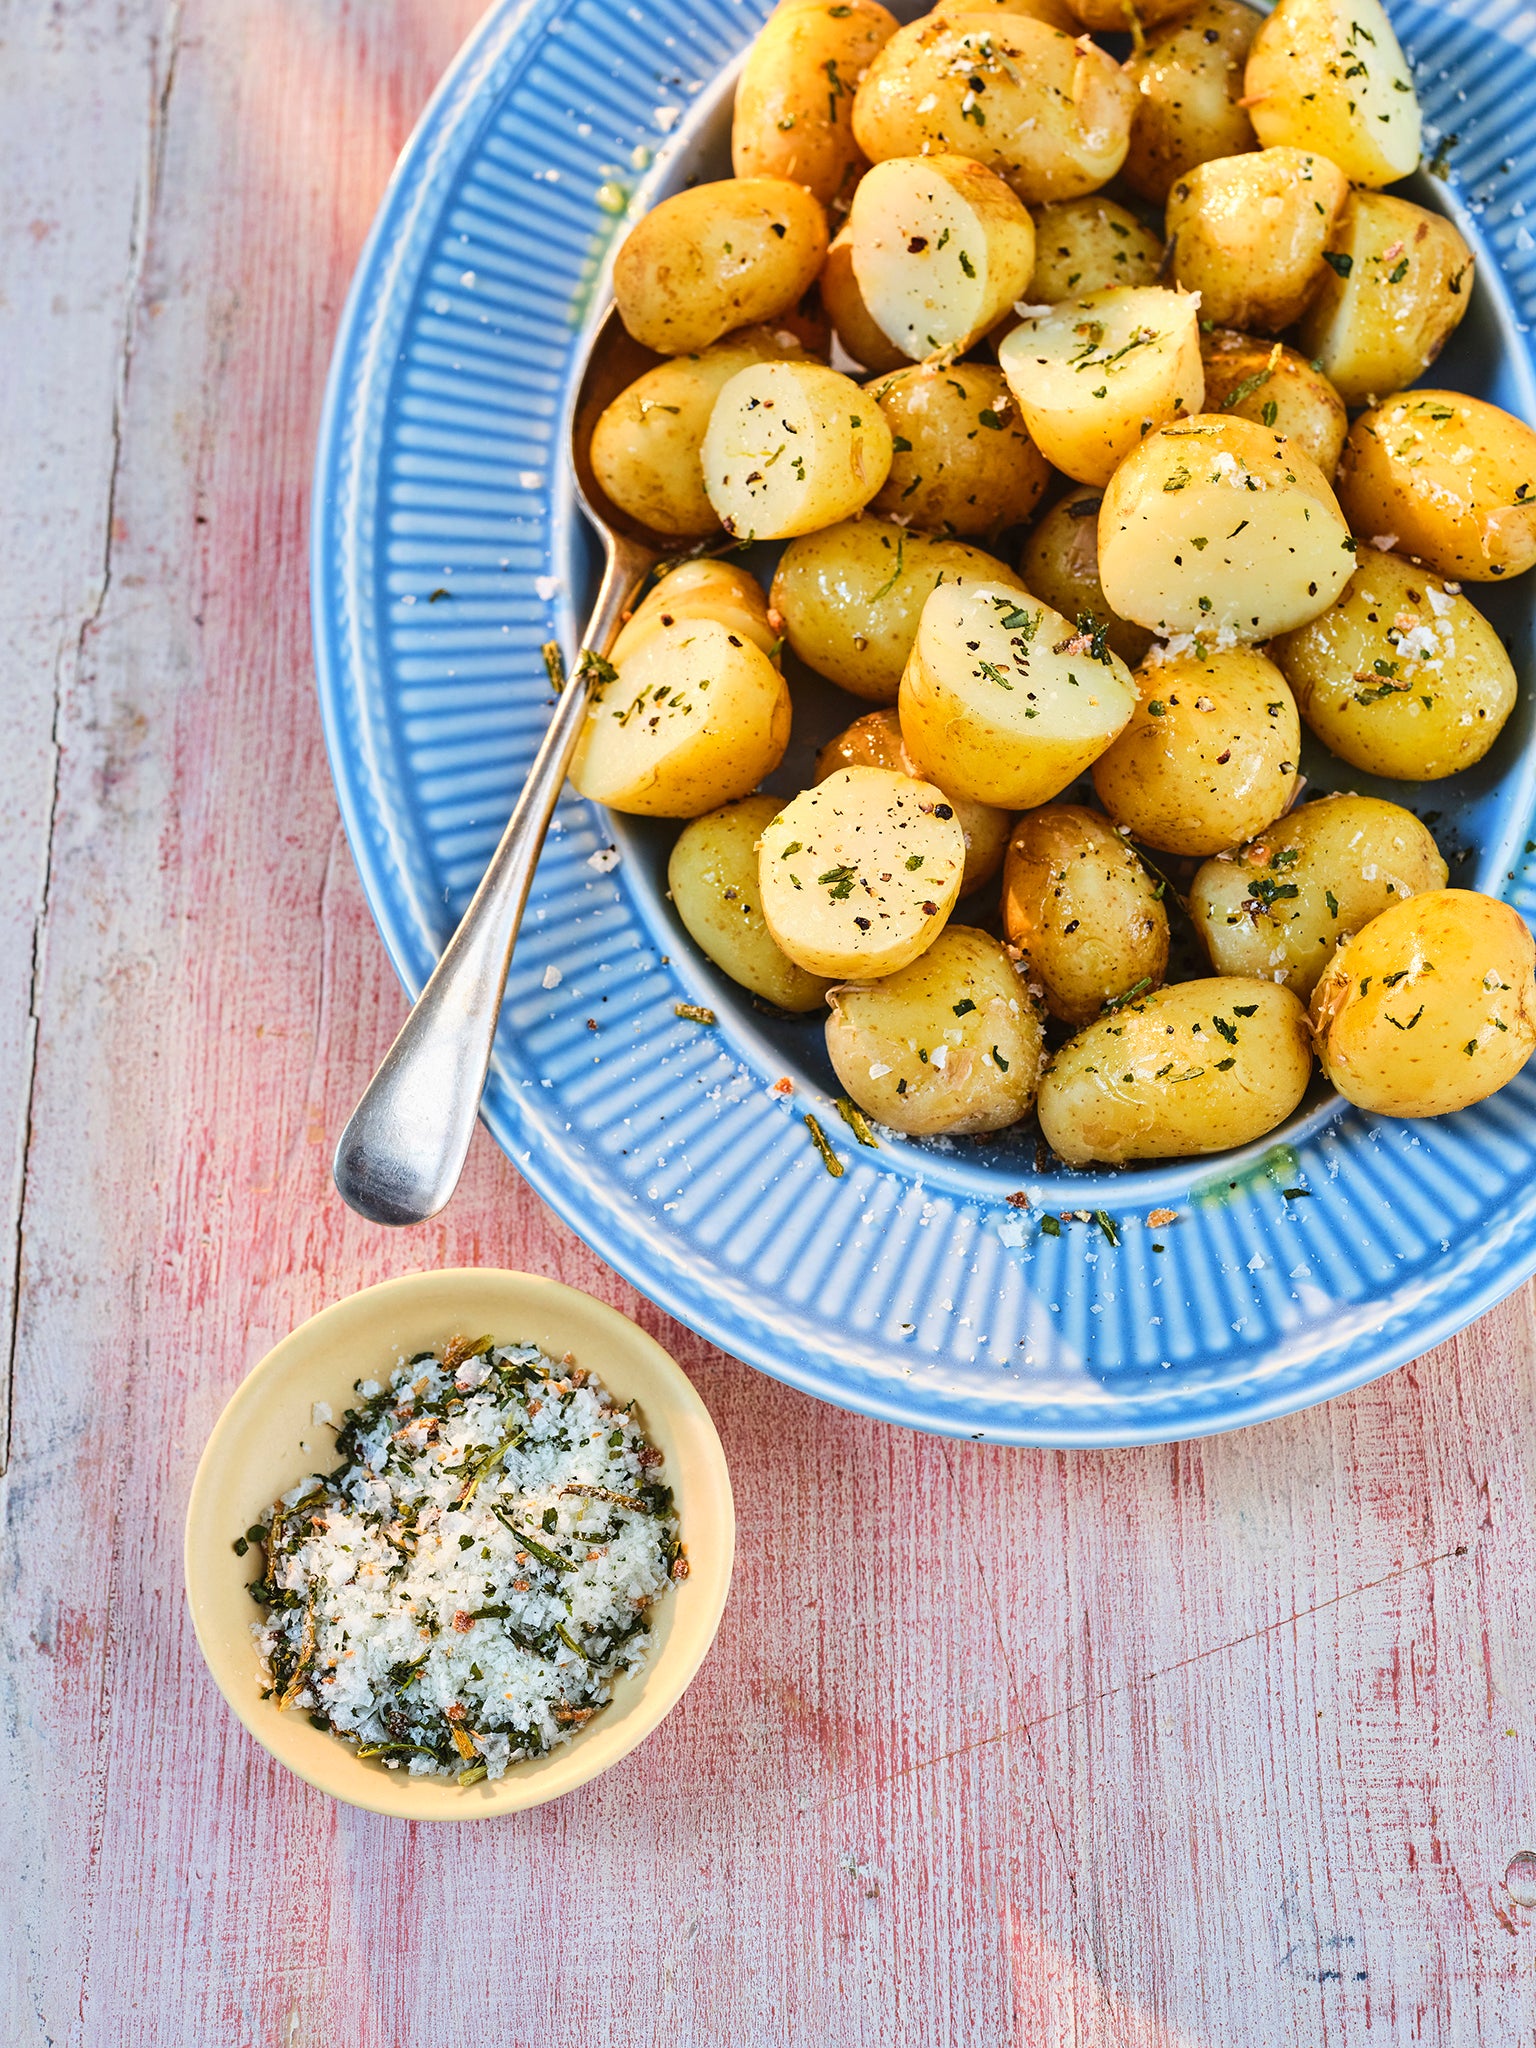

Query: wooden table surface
7,2,1536,2040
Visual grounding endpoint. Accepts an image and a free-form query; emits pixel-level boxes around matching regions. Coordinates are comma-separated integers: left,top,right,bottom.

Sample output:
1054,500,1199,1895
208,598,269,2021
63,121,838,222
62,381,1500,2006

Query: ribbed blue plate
313,0,1536,1444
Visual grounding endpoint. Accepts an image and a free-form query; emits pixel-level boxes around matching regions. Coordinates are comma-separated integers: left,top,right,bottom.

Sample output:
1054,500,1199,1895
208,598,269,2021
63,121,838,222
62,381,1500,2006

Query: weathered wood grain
5,1,1536,2043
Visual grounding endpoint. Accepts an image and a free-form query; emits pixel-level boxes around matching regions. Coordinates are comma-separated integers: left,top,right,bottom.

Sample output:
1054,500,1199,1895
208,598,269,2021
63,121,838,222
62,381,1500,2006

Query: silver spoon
333,304,673,1225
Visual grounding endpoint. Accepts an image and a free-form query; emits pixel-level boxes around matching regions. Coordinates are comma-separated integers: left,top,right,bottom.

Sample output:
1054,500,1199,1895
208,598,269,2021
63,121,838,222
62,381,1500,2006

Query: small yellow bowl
184,1268,734,1819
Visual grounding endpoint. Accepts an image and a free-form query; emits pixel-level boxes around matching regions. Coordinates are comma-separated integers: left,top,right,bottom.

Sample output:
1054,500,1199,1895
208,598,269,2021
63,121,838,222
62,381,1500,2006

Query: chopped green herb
804,1114,844,1178
834,1096,879,1147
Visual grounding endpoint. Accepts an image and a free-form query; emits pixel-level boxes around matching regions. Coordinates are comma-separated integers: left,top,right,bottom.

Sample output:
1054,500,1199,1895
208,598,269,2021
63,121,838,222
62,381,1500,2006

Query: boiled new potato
757,767,966,978
1190,795,1448,1000
1065,0,1197,30
851,14,1134,204
1298,194,1474,408
1037,977,1313,1164
821,228,909,373
900,579,1138,808
1311,891,1536,1116
928,0,1077,28
1245,0,1421,189
668,797,834,1012
771,518,1026,703
1020,487,1154,669
1026,198,1164,303
867,362,1051,534
701,359,893,539
569,618,790,817
1122,0,1263,206
1336,392,1536,584
997,287,1204,488
1001,804,1170,1023
826,926,1044,1136
1199,329,1348,478
814,708,1011,894
611,558,779,665
613,178,828,355
1167,148,1349,332
1273,552,1517,780
731,0,898,210
590,328,809,538
1091,648,1300,856
847,155,1036,358
1097,414,1355,638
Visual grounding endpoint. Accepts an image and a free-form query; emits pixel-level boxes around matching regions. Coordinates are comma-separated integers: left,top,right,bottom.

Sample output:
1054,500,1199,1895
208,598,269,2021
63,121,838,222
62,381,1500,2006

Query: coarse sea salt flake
541,964,563,989
587,847,621,873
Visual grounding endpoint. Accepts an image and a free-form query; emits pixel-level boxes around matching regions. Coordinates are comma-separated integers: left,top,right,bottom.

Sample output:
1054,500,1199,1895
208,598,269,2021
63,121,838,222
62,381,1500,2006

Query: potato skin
1198,330,1347,478
1037,977,1313,1164
1001,804,1170,1023
1335,392,1536,584
820,228,910,373
867,362,1051,535
1020,487,1153,670
1091,649,1300,857
611,558,779,665
1244,0,1421,189
1026,198,1164,303
825,926,1044,1135
928,0,1078,27
1122,0,1263,206
771,518,1025,704
731,0,899,210
1167,148,1349,332
813,709,1012,896
1274,552,1517,782
1190,795,1448,1001
1310,891,1536,1117
613,178,828,354
1297,194,1475,408
668,797,835,1012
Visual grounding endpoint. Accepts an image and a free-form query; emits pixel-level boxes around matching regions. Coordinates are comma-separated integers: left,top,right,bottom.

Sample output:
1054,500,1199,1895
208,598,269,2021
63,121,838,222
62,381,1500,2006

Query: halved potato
668,797,835,1012
900,578,1138,808
1065,0,1198,31
1298,193,1474,408
1199,329,1348,478
1026,197,1165,303
847,154,1036,358
1122,0,1263,206
1245,0,1421,189
867,361,1051,534
757,767,967,978
611,558,779,665
731,0,899,211
927,0,1078,29
814,707,1012,894
821,228,910,373
1001,804,1170,1023
701,359,893,539
1336,392,1536,585
1166,147,1350,332
1020,486,1154,669
613,177,829,354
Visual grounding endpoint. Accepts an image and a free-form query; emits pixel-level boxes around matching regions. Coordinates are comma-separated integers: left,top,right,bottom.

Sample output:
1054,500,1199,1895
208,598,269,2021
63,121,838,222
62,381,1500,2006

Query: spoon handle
333,531,657,1225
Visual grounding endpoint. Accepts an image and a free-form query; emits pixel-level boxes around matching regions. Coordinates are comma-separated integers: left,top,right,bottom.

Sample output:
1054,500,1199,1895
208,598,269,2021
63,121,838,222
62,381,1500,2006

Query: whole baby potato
820,228,910,373
1245,0,1421,189
1020,487,1154,669
1297,194,1475,408
1097,414,1355,638
1336,391,1536,584
1091,648,1300,857
1065,0,1195,30
1199,329,1347,478
1273,552,1517,781
667,796,835,1012
771,517,1026,703
814,708,1012,895
590,327,810,539
825,926,1044,1135
1121,0,1263,206
1190,794,1448,1001
1037,977,1313,1164
928,0,1078,29
613,177,828,355
1167,148,1349,333
731,0,899,210
1310,891,1536,1117
611,559,779,666
702,359,893,539
852,14,1134,204
867,362,1051,535
1026,197,1164,303
848,154,1036,358
1001,804,1170,1023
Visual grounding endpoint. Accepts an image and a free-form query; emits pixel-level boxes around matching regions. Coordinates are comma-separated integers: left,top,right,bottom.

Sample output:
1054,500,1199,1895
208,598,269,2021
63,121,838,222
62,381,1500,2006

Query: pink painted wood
6,3,1536,2040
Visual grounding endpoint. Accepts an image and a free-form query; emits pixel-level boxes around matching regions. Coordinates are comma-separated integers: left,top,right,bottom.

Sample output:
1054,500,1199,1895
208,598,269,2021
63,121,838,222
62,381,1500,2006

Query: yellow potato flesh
820,229,910,374
848,154,1036,359
667,796,834,1013
611,559,778,666
1297,193,1475,408
813,708,1011,895
701,360,893,540
1001,803,1170,1024
1245,0,1421,189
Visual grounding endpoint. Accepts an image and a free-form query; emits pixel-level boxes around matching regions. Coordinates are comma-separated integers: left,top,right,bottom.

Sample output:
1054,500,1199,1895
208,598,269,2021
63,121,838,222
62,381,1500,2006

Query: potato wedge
668,797,835,1012
997,286,1204,488
1026,197,1164,303
1166,147,1349,332
1019,486,1153,669
1273,551,1517,780
757,767,966,978
771,518,1027,704
1091,648,1300,856
701,359,893,539
1097,414,1355,638
1297,194,1474,408
1037,977,1313,1164
847,154,1036,358
1191,794,1448,1000
1310,891,1536,1116
1199,330,1347,478
1336,391,1536,584
900,578,1138,808
867,361,1051,534
1245,0,1421,189
731,0,899,210
613,177,828,354
814,708,1012,894
1001,804,1170,1023
821,228,910,372
826,926,1044,1134
1122,0,1263,206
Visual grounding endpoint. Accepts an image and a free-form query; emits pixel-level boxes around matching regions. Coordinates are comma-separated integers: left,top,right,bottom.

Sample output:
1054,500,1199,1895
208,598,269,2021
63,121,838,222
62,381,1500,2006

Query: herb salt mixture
243,1336,683,1782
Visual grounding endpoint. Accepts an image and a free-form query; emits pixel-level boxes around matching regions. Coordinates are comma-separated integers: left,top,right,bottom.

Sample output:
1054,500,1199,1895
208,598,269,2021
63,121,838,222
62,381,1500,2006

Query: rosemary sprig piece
834,1096,879,1147
804,1114,844,1177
